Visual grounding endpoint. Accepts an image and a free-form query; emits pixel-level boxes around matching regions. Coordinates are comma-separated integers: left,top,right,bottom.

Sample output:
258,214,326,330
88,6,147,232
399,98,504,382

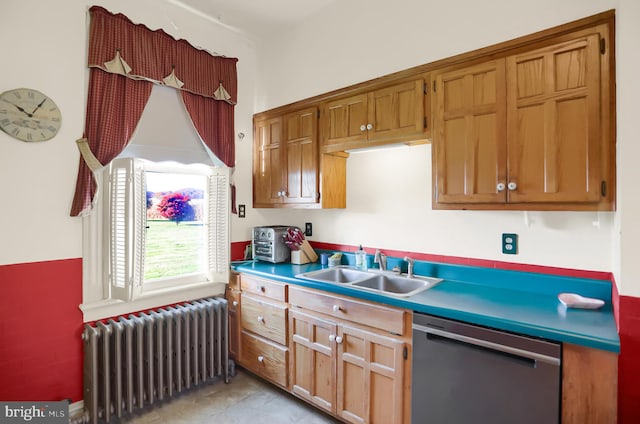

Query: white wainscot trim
79,282,226,322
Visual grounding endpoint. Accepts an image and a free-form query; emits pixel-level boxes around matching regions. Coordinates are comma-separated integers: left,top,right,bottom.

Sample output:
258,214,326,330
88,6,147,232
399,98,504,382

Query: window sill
80,281,226,322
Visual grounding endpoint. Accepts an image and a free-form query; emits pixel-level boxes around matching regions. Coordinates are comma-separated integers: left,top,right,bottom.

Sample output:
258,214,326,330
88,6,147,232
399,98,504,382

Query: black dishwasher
412,313,561,424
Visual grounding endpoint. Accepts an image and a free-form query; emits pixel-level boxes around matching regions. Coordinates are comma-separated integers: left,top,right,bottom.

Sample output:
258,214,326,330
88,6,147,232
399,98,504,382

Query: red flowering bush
157,192,195,224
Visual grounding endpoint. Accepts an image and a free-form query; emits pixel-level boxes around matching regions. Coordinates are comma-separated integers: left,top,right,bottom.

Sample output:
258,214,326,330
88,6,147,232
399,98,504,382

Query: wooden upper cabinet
433,24,613,210
284,107,319,205
434,59,507,204
321,78,428,152
506,33,602,204
322,93,369,150
253,116,284,206
253,107,346,209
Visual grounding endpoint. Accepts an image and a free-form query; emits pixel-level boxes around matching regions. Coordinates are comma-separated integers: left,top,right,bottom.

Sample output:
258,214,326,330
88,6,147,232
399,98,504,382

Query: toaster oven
252,225,291,263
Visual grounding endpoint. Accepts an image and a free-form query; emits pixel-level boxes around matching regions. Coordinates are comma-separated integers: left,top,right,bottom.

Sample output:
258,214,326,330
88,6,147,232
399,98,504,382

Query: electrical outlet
305,222,312,237
502,233,518,254
238,204,245,218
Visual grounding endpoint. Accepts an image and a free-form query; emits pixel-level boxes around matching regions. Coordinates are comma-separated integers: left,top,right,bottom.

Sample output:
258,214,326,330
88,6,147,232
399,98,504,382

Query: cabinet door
321,94,368,149
253,117,284,206
336,324,406,424
434,59,507,204
368,79,425,143
506,33,602,203
289,308,337,414
283,107,319,204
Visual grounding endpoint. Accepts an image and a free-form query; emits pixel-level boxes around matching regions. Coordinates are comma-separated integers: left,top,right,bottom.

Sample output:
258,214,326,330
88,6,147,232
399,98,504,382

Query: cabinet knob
360,124,366,132
496,183,506,192
508,182,518,191
332,304,341,312
257,355,264,363
329,334,343,344
258,285,265,292
232,301,238,307
366,123,373,131
257,316,264,323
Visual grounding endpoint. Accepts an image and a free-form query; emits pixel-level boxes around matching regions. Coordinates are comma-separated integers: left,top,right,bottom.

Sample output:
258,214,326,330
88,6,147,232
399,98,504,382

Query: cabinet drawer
241,293,288,345
241,274,287,302
289,286,407,335
241,331,288,388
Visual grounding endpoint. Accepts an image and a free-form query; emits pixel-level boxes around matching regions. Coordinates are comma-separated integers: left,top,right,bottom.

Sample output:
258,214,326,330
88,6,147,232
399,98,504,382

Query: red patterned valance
88,5,238,104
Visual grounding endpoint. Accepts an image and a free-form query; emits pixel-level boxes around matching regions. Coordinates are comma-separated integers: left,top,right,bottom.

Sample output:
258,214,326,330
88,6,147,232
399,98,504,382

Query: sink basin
351,274,441,297
296,266,373,284
296,266,442,297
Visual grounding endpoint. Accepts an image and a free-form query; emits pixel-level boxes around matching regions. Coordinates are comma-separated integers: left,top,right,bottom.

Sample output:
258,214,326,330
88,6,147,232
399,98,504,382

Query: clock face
0,88,61,142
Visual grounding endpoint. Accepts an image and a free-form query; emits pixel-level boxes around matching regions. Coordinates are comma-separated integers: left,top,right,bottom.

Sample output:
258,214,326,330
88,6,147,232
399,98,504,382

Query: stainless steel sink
351,274,440,297
296,266,442,297
296,266,372,284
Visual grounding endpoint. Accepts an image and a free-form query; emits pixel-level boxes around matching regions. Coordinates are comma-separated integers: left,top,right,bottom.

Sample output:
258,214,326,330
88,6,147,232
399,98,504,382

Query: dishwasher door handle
413,323,561,366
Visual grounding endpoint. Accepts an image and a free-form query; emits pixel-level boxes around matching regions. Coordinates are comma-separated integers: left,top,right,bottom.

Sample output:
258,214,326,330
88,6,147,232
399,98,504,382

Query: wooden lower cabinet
288,286,410,424
234,274,618,424
336,324,405,424
236,274,289,389
562,343,618,424
226,271,241,361
289,308,336,412
240,330,289,388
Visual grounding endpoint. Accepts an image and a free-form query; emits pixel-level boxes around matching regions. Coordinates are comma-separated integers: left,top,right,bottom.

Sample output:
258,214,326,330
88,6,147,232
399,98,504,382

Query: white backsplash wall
251,144,614,272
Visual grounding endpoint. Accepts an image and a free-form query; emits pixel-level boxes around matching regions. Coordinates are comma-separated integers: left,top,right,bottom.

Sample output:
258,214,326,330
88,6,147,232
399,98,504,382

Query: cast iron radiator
81,297,229,424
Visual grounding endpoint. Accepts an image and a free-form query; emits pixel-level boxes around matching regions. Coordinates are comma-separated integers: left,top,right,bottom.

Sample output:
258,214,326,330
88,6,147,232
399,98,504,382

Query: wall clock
0,88,61,142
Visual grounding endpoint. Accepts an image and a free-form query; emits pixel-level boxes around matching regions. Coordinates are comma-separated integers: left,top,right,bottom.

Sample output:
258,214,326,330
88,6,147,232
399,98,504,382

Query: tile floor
121,369,339,423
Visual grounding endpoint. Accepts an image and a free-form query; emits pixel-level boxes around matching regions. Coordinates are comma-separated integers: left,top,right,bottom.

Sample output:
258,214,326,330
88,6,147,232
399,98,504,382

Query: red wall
618,295,640,423
0,259,83,402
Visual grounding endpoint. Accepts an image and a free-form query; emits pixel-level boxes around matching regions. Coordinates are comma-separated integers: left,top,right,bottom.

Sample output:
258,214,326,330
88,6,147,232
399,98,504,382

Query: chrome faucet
404,256,414,278
374,249,387,271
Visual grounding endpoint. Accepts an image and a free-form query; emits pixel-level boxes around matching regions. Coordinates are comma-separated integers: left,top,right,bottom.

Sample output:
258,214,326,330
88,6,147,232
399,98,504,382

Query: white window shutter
108,158,145,301
206,167,230,283
131,160,145,299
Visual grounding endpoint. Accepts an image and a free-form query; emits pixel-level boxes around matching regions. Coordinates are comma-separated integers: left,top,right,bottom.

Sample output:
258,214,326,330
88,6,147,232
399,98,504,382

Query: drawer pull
232,301,238,306
257,355,264,363
333,304,342,312
257,316,265,323
258,285,266,292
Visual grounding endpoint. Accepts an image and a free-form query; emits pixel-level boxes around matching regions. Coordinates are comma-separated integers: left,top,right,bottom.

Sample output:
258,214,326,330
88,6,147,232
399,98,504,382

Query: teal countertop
232,257,619,353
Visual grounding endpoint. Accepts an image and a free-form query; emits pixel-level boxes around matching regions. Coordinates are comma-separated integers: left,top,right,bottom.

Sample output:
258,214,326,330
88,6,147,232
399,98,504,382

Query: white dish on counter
558,293,605,310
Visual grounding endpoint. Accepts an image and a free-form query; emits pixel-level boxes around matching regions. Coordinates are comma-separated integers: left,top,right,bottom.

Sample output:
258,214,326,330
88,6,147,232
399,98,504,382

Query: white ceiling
170,0,339,38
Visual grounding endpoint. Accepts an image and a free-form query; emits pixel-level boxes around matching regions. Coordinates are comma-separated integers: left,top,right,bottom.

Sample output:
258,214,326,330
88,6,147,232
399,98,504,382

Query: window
81,156,229,321
80,85,231,321
105,158,229,302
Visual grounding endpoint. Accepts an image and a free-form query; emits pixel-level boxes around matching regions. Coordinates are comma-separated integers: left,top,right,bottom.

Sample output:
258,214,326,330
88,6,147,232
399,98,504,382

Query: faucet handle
374,249,387,271
403,256,415,277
